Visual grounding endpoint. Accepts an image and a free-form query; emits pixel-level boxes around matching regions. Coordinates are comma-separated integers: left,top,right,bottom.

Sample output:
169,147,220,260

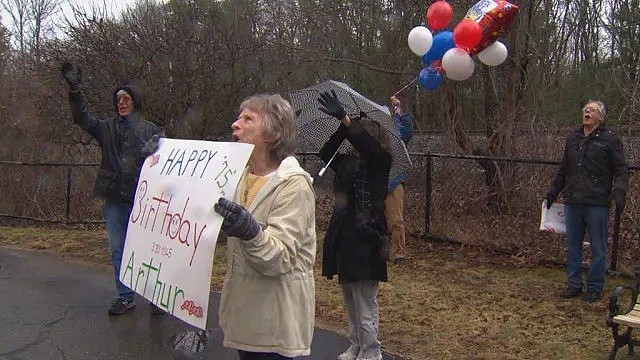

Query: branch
275,42,409,75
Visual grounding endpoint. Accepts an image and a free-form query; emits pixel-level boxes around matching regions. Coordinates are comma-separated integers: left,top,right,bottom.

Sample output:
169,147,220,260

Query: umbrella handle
319,148,339,177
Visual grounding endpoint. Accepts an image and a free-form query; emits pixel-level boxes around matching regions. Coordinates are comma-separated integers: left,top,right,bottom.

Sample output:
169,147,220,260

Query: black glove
318,90,346,120
545,193,557,209
612,190,626,211
141,134,161,157
61,61,82,89
214,198,260,240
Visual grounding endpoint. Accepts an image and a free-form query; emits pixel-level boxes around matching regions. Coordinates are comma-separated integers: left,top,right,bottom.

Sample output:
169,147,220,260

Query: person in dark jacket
317,91,391,360
545,100,628,303
385,95,413,265
61,62,164,315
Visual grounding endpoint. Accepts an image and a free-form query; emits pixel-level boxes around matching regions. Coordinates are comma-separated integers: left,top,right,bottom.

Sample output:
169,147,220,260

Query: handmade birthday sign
120,138,253,329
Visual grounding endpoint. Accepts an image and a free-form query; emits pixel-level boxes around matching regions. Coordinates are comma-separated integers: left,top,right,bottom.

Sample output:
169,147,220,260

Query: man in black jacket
61,62,164,315
545,100,628,303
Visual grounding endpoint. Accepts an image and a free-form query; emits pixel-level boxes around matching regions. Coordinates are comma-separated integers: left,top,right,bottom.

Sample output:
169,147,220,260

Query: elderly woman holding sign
213,94,317,360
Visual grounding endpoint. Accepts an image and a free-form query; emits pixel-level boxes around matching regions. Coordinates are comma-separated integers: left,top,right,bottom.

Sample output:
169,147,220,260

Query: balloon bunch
407,0,519,91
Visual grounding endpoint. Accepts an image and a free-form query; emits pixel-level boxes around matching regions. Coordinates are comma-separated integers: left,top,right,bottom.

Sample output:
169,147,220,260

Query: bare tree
1,0,60,64
0,14,8,69
605,0,640,127
28,0,61,61
1,0,29,59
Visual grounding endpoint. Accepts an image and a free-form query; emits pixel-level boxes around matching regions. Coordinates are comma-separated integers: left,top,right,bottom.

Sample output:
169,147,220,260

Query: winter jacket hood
113,84,143,114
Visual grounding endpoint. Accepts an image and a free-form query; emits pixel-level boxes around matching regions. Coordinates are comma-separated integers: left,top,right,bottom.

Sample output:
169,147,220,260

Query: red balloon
465,0,519,55
426,1,454,31
453,19,482,51
431,60,444,74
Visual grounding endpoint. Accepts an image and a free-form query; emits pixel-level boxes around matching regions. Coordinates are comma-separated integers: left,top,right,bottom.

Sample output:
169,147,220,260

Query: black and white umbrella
289,80,412,183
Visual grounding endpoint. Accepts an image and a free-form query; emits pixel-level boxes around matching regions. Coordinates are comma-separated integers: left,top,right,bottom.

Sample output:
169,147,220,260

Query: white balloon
442,48,475,81
407,26,433,56
478,41,508,66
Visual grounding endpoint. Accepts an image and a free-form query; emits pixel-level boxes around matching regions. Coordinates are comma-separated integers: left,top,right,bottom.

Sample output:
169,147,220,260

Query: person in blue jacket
385,95,414,265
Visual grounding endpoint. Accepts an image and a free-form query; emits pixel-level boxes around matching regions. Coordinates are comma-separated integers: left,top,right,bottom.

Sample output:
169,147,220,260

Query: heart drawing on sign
150,154,160,167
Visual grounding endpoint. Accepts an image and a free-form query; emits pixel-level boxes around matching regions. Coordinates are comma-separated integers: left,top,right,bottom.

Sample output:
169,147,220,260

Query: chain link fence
2,139,639,272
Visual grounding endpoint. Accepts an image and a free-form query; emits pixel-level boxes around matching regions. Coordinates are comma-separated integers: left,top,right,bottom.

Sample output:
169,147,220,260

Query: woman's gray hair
239,94,297,162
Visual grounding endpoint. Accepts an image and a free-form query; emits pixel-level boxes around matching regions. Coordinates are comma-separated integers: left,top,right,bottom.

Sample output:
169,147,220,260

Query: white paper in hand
540,199,566,234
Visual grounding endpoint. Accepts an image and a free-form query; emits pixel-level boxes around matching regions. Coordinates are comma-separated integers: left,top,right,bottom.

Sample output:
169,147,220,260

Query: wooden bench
607,271,640,359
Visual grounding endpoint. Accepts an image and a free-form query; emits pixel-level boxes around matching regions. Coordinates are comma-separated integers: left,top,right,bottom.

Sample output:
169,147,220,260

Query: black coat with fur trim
68,85,163,205
320,119,391,283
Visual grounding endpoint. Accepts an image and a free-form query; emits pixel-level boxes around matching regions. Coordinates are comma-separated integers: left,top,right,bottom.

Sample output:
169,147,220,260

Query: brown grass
0,225,634,360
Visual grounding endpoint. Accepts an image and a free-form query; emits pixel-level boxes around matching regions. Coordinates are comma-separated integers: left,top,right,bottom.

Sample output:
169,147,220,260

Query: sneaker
108,298,136,315
150,303,166,315
583,290,602,303
337,346,360,360
561,286,582,298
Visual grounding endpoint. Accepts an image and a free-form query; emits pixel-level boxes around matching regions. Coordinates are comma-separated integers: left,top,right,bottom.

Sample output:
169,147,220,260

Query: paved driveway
0,247,402,360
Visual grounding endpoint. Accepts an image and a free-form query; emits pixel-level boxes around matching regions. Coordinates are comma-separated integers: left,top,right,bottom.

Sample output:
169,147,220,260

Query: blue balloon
419,67,443,90
422,30,455,65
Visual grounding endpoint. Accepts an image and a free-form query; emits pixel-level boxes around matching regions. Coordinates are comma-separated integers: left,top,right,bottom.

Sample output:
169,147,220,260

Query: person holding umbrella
317,90,391,360
545,99,628,303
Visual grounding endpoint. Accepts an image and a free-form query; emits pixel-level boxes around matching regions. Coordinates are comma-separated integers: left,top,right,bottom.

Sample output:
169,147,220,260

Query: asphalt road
0,247,402,360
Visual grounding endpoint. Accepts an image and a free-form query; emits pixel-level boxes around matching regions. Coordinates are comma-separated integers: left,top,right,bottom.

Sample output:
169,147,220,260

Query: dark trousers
238,350,293,360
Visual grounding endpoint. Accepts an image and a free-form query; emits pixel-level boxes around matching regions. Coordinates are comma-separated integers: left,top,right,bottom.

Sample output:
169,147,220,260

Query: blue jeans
340,280,381,359
104,202,135,301
564,204,609,293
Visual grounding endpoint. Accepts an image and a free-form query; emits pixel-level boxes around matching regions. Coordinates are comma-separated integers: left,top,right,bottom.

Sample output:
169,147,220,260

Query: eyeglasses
117,95,133,105
583,106,602,114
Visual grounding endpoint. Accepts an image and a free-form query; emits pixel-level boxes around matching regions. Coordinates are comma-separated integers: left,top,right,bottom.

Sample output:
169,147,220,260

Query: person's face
582,102,603,129
117,94,135,117
231,107,269,148
390,96,400,108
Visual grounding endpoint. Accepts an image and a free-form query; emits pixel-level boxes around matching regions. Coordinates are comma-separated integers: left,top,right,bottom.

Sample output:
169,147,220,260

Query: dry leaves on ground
0,226,632,360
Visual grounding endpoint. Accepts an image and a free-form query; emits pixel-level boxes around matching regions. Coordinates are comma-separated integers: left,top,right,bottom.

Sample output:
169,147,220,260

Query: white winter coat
219,156,316,357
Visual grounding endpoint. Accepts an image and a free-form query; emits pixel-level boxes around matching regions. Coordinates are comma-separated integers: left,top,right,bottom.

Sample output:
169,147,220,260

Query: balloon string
393,76,419,97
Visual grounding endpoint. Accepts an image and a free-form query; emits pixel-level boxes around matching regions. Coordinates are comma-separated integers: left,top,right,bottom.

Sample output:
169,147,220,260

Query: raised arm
318,90,351,168
61,62,101,141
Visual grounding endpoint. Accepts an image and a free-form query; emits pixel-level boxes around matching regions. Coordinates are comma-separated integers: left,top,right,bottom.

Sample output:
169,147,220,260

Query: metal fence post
65,167,72,224
425,155,432,237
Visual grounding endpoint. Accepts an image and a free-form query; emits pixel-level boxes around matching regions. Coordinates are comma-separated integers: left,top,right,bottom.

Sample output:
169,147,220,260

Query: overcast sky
60,0,132,20
1,0,163,36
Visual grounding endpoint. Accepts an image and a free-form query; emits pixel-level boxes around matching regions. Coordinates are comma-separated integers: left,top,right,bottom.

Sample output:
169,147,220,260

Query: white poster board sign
120,138,253,329
539,199,566,234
